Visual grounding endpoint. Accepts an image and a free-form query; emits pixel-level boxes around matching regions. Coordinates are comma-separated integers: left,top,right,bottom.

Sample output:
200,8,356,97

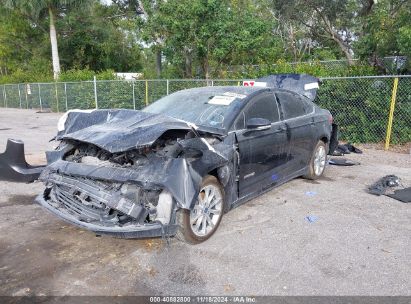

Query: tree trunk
202,57,210,80
49,6,61,80
332,34,354,66
184,54,192,78
155,50,162,77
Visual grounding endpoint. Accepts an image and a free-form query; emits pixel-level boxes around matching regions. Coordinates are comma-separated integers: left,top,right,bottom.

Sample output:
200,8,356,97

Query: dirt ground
0,108,410,296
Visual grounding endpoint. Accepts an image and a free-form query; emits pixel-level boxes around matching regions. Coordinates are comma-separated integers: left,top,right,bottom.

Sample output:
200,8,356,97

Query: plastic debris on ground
332,143,363,156
368,175,410,203
328,158,360,166
368,175,401,196
387,187,411,203
305,191,317,197
305,215,318,223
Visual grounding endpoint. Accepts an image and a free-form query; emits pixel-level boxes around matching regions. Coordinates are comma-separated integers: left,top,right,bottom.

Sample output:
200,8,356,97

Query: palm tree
3,0,83,80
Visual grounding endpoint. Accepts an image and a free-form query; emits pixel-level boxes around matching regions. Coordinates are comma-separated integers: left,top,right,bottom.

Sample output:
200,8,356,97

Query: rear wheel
176,175,224,244
304,140,327,180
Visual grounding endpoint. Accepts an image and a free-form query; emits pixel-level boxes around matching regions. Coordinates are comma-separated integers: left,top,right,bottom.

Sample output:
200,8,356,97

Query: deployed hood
57,109,199,153
256,74,320,101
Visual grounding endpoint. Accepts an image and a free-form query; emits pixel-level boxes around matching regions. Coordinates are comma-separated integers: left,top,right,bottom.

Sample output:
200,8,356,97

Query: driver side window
234,93,279,130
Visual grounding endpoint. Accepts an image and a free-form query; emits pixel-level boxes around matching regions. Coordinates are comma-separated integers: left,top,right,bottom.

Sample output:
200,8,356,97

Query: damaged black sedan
2,74,338,244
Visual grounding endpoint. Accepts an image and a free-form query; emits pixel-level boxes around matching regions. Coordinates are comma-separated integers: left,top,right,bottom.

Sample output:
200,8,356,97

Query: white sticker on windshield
223,92,246,99
208,95,236,105
304,82,319,90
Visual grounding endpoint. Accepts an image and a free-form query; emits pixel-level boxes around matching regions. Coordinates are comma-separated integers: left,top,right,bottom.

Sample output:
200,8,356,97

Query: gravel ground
0,108,410,296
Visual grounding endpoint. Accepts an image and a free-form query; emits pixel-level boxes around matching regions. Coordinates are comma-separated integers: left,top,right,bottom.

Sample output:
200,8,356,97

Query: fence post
2,85,6,108
166,79,169,95
38,83,43,111
54,82,59,112
94,76,98,109
25,84,28,109
18,84,22,109
145,80,148,106
132,81,136,110
384,77,399,150
64,82,68,111
4,85,8,108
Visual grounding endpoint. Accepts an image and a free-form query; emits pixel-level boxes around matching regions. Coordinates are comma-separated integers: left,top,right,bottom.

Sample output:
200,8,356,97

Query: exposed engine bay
39,122,228,235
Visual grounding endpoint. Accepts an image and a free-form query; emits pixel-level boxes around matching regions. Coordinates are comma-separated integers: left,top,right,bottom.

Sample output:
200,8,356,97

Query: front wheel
176,175,224,244
304,140,327,180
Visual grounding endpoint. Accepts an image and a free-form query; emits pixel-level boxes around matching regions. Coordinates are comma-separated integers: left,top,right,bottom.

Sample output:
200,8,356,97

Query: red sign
243,81,255,86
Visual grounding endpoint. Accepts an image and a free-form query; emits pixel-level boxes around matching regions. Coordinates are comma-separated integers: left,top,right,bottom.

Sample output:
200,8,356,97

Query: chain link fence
0,76,410,146
316,76,411,146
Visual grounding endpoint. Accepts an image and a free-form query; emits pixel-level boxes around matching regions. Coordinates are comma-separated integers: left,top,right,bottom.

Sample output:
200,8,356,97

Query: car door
275,91,316,174
234,91,289,198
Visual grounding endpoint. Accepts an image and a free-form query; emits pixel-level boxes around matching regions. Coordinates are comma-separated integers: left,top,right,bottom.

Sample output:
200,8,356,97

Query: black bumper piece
35,194,178,239
0,139,45,183
328,124,339,155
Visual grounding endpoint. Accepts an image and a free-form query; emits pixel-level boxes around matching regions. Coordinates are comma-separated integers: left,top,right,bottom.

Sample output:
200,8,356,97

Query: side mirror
246,118,271,130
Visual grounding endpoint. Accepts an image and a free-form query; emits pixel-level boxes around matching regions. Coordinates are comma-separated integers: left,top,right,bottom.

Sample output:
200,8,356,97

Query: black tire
176,175,225,244
304,140,327,180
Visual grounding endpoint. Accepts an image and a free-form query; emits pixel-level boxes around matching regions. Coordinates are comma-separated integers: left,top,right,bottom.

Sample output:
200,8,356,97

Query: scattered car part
328,158,360,166
0,138,45,183
334,143,363,155
337,144,351,154
329,124,339,155
387,187,411,203
345,143,363,154
368,175,401,196
332,150,344,156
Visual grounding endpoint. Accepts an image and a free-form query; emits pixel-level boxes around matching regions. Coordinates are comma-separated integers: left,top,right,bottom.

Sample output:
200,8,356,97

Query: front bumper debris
36,194,178,239
0,139,45,183
328,124,339,155
36,172,178,238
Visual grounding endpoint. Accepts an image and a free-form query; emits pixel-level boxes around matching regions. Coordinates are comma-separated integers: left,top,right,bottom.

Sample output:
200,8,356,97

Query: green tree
57,2,142,71
355,0,411,72
272,0,363,65
143,0,279,78
3,0,87,79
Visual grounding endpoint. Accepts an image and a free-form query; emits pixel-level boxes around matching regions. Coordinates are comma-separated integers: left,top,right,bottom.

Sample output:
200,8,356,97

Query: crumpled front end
37,122,232,238
37,171,177,238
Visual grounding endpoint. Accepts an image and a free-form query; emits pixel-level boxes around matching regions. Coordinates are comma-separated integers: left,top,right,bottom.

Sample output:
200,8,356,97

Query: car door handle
279,125,287,131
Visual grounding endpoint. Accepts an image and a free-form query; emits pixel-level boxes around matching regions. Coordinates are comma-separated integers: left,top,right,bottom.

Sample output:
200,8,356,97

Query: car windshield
143,87,254,129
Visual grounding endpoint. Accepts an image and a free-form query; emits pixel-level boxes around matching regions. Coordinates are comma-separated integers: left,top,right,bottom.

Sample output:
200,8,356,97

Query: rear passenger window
276,92,307,119
301,98,314,113
244,93,279,123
